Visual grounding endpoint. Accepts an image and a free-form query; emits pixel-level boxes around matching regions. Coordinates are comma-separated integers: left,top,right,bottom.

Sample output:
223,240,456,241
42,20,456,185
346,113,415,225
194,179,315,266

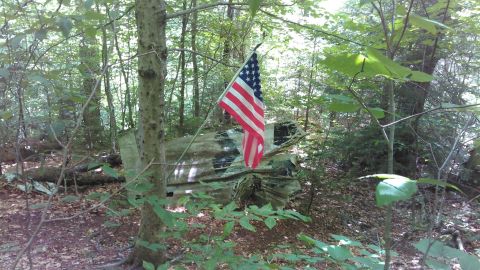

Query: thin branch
166,1,249,19
259,8,367,47
381,103,480,128
345,59,390,142
169,48,239,68
372,1,391,53
392,0,415,56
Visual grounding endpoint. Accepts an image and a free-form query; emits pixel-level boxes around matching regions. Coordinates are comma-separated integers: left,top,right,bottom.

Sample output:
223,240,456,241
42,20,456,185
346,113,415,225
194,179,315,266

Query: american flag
219,53,265,169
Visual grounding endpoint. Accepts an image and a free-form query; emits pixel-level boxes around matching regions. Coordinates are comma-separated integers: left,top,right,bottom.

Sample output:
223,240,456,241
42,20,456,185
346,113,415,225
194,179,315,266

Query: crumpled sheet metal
119,121,305,208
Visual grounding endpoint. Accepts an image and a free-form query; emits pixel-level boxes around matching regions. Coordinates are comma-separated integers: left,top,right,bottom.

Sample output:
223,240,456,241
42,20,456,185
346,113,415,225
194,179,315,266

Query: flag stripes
219,52,264,169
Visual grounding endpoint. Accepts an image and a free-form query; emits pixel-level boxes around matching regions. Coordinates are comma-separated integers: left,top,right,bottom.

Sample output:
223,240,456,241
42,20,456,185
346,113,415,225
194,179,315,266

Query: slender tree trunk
304,39,317,132
110,7,135,129
130,0,168,266
178,0,188,134
191,0,200,118
79,35,103,150
100,10,117,152
220,0,234,124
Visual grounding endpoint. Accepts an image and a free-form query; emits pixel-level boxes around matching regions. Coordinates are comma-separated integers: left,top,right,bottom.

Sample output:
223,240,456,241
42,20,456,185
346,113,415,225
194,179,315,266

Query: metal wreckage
119,121,306,208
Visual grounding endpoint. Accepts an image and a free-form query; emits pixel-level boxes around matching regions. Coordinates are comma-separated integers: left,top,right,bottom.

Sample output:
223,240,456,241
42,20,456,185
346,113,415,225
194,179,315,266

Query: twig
381,103,480,128
169,48,239,68
259,8,366,47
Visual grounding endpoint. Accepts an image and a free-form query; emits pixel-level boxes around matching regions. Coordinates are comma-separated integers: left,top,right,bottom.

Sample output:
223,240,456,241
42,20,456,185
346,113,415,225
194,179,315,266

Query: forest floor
0,161,479,269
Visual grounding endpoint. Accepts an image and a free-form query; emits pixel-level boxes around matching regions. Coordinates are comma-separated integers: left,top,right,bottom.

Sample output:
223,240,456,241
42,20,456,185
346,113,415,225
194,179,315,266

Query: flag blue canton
239,53,263,102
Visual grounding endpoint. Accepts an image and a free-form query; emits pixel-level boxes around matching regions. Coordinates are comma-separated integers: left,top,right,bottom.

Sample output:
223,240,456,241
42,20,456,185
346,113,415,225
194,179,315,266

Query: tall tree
130,0,168,266
191,0,200,118
79,35,103,149
178,0,188,134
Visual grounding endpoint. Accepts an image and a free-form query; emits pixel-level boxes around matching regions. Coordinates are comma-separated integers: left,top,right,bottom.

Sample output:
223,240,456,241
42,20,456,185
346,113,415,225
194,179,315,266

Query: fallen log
21,167,125,186
11,153,124,186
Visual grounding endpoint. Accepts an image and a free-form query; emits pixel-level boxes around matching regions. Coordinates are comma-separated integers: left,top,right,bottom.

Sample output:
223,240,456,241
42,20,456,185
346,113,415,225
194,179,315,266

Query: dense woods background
0,0,479,269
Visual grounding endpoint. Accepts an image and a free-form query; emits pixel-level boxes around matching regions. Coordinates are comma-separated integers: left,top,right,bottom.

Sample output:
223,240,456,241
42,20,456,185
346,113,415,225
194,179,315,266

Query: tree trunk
110,6,135,129
178,0,188,134
79,35,103,150
221,0,234,124
130,0,168,266
100,9,117,153
191,0,200,118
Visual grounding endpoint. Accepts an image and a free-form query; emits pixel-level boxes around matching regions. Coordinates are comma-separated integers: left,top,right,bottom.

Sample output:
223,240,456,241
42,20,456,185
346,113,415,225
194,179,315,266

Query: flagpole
166,43,262,183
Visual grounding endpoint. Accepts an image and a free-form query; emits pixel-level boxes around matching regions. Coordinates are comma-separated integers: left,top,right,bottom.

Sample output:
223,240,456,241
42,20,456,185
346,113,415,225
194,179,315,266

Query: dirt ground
1,162,479,269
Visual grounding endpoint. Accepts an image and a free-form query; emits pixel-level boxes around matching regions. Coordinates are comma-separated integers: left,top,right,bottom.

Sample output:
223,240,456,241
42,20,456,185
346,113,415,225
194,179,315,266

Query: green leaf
143,261,155,270
152,205,175,227
425,258,450,270
239,216,256,232
61,195,79,203
331,234,362,247
415,239,480,270
409,14,450,35
367,107,385,119
156,263,170,270
223,221,235,237
409,70,434,82
264,216,277,229
327,246,353,261
101,165,118,178
248,0,261,17
328,102,360,113
416,178,463,193
56,16,73,37
323,48,433,82
376,177,418,206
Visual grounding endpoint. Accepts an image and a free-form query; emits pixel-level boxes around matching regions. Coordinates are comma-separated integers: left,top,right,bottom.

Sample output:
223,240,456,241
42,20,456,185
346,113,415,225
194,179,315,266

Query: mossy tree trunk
130,0,168,266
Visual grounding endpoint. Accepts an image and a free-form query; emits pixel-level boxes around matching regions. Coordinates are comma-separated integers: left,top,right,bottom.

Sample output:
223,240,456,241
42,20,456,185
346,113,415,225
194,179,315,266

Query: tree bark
191,0,200,118
79,35,103,150
178,0,188,134
131,0,168,266
100,8,117,153
110,6,135,129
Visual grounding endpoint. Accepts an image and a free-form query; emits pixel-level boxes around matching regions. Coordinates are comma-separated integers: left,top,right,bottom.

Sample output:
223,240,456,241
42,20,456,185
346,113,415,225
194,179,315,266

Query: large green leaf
366,48,433,82
328,102,360,113
415,239,480,270
223,221,235,237
143,261,155,270
264,216,277,229
327,246,353,261
375,177,418,206
409,14,450,35
239,216,256,232
323,48,433,82
367,107,385,119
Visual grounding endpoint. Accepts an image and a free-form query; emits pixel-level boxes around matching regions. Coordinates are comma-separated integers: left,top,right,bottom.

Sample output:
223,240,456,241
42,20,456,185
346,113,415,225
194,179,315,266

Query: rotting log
12,153,124,186
21,167,124,186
